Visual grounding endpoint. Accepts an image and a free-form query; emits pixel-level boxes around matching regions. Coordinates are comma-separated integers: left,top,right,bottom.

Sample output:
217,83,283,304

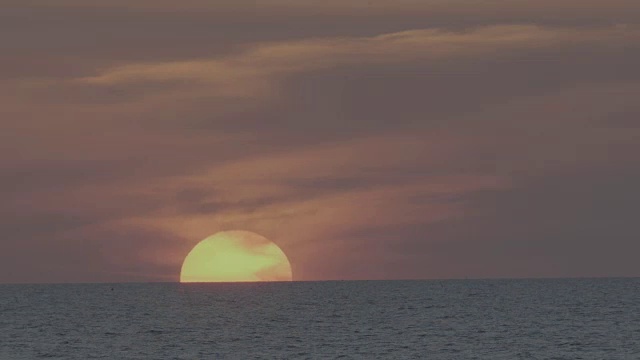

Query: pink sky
1,0,640,283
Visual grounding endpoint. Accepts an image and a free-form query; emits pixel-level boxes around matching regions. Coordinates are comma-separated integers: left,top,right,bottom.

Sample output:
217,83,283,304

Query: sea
1,278,638,359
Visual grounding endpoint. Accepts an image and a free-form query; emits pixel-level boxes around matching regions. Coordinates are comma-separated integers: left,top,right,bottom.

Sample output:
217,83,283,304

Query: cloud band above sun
69,25,639,101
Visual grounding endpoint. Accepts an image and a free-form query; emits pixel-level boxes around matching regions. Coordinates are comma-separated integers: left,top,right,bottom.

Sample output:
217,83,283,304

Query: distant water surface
1,279,639,359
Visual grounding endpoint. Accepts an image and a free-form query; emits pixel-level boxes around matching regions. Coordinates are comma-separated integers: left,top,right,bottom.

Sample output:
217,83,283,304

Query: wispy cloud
73,25,639,100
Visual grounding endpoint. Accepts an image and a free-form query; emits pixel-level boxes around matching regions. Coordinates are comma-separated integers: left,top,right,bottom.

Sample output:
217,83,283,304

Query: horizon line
2,275,639,286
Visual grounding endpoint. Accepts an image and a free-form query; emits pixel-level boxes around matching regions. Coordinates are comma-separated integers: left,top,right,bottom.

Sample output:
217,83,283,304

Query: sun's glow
180,231,293,283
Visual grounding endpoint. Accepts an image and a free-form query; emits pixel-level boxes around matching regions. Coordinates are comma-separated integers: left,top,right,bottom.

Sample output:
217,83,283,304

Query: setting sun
180,231,293,283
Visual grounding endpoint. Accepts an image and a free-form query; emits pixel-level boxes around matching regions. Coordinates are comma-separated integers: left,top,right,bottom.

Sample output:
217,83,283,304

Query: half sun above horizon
180,231,293,283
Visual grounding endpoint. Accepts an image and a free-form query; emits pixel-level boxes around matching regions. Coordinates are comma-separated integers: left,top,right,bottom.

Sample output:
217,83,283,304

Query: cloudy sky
1,0,639,283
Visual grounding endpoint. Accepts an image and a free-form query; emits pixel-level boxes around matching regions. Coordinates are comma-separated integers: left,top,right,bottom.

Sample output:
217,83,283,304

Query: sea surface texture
1,279,639,359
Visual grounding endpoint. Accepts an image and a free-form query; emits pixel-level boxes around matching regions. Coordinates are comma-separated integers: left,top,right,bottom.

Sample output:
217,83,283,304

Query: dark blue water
1,279,639,359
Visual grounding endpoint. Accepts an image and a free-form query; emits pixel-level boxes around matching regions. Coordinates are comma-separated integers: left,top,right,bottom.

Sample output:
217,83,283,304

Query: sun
180,231,293,283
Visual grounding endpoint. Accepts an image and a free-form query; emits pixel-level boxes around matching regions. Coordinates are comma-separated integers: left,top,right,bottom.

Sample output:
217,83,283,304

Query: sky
1,0,639,283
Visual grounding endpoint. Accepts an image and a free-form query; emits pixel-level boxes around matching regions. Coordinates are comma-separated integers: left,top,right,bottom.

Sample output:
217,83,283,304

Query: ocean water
1,279,639,359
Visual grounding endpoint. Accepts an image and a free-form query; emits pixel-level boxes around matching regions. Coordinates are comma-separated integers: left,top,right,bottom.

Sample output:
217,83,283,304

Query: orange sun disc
180,231,293,283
